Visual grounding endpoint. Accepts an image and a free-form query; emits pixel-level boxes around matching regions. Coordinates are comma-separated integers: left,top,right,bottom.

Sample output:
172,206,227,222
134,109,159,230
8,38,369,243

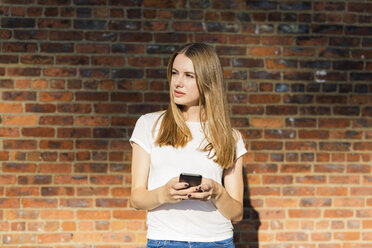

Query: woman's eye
186,74,194,78
171,71,177,75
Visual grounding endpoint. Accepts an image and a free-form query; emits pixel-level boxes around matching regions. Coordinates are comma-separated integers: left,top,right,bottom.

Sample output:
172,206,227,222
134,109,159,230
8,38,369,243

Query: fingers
172,182,190,190
166,177,216,202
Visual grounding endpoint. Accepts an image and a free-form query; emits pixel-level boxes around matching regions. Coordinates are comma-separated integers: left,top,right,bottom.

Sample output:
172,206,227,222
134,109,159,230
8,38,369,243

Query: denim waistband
146,237,234,248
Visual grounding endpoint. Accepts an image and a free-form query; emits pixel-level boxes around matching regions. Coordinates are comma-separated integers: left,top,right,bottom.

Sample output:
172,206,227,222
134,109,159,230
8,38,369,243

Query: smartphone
179,173,202,187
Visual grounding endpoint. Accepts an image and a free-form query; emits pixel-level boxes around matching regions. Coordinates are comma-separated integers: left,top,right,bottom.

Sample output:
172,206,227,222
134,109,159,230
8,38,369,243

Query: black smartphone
179,173,202,187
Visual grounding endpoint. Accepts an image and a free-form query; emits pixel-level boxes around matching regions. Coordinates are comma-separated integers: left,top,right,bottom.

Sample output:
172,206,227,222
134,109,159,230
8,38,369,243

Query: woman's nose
174,75,184,87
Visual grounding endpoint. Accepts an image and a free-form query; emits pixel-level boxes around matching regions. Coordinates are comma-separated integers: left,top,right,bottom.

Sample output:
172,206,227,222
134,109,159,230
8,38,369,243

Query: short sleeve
130,115,152,154
235,131,247,159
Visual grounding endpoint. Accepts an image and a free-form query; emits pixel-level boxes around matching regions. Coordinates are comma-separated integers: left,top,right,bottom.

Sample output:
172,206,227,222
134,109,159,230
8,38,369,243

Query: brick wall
0,0,371,247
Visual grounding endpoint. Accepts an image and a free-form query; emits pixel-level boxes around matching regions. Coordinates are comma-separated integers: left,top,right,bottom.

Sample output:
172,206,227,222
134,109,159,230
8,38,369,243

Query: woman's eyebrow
172,68,195,75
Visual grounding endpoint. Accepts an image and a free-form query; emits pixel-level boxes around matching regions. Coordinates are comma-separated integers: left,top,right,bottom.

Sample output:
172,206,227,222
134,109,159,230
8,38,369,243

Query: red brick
276,232,308,241
128,56,161,67
94,104,127,115
20,55,53,65
249,47,280,56
54,175,88,185
318,187,348,196
285,142,316,151
2,233,35,244
300,198,332,207
0,127,19,137
334,198,364,207
39,92,73,102
38,233,73,244
251,118,284,128
0,103,23,113
263,175,293,184
351,187,372,196
22,198,57,208
311,232,332,241
262,36,294,45
75,116,109,126
39,139,73,149
251,141,283,150
112,210,145,220
111,187,131,197
246,164,278,174
39,163,72,174
41,186,74,196
77,210,110,220
229,35,260,44
2,91,36,101
354,142,372,151
77,187,109,197
2,115,38,126
289,209,321,218
0,198,20,208
283,187,315,196
76,43,109,53
21,127,54,137
76,92,108,101
57,128,90,138
90,176,123,185
39,116,73,125
249,94,281,104
284,47,315,57
6,187,38,197
96,198,128,208
18,175,52,185
57,103,92,113
25,103,55,113
281,164,311,173
76,140,108,150
334,232,360,241
3,140,36,150
265,198,297,207
299,130,329,139
296,176,326,184
250,187,281,196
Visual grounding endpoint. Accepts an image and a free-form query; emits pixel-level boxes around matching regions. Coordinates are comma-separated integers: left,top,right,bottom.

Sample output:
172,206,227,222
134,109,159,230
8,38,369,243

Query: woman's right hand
161,177,192,203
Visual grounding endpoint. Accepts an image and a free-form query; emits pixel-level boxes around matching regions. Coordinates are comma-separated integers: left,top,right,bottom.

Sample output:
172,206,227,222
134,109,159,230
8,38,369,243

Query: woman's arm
130,143,192,210
189,156,244,223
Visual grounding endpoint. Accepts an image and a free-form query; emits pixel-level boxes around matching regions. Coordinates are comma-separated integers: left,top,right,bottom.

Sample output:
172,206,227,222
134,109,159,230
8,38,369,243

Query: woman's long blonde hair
154,43,238,169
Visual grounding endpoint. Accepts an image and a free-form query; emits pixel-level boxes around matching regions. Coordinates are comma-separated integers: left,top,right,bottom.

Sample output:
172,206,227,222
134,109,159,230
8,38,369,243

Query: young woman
130,43,247,247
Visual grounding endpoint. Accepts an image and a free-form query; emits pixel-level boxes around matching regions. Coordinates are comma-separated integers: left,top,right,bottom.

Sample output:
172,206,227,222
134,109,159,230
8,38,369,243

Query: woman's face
170,53,200,109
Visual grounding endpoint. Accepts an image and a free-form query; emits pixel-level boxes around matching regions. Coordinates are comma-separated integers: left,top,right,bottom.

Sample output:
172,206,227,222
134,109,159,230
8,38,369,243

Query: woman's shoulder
138,110,165,125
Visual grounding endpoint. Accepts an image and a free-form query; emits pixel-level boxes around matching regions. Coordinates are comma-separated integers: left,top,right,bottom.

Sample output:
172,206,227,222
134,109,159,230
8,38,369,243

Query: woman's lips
174,90,185,97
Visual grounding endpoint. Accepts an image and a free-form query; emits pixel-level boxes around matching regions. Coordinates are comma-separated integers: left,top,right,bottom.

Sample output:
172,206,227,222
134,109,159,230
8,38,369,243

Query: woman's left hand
187,178,221,202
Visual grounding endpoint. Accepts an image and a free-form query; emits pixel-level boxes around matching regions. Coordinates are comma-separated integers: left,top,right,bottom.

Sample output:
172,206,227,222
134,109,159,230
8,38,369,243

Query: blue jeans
146,238,234,248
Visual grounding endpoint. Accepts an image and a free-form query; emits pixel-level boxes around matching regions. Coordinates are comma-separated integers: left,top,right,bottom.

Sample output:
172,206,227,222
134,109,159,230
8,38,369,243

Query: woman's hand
160,177,196,203
185,178,222,202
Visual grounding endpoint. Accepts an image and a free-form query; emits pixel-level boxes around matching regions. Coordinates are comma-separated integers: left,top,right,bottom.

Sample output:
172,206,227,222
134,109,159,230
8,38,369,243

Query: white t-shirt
130,111,247,242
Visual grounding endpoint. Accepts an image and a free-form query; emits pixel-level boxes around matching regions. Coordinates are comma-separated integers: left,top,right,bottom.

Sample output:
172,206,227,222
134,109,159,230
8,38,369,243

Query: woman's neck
182,105,201,122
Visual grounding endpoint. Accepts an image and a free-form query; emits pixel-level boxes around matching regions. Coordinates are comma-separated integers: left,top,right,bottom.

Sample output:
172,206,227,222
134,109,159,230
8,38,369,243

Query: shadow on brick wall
235,167,260,248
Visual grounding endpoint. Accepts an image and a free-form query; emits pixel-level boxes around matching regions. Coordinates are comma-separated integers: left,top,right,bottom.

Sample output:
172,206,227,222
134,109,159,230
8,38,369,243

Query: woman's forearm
212,183,243,222
130,186,166,211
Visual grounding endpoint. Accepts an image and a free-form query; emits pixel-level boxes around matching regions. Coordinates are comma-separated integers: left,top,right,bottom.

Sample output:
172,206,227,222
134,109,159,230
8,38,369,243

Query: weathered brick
7,67,40,76
3,140,37,150
0,127,19,137
39,116,73,125
39,140,73,149
25,108,51,124
75,116,109,126
76,140,108,149
2,18,35,28
43,68,76,77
